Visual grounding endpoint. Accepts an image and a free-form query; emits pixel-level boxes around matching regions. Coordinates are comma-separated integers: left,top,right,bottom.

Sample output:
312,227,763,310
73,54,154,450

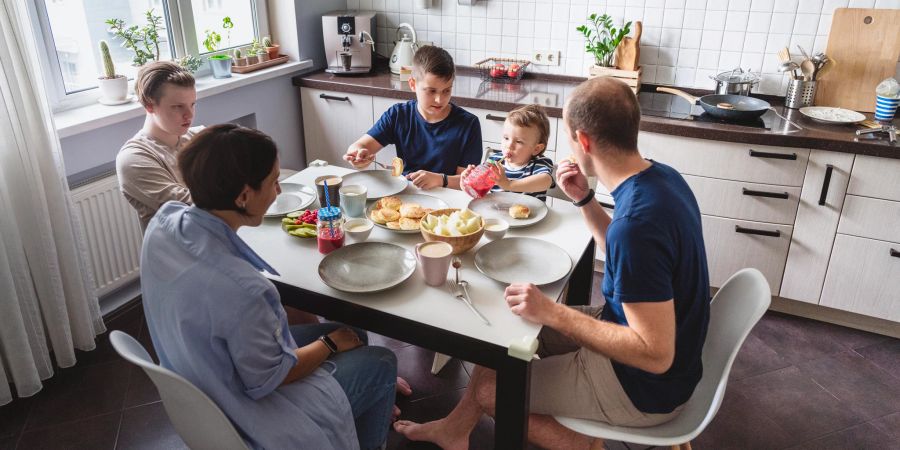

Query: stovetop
640,92,774,130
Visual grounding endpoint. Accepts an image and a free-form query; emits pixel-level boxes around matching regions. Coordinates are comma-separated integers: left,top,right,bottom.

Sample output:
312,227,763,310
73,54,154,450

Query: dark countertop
294,67,899,159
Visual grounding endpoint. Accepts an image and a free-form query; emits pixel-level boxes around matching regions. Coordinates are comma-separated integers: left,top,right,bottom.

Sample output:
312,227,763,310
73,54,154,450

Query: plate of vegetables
281,209,318,238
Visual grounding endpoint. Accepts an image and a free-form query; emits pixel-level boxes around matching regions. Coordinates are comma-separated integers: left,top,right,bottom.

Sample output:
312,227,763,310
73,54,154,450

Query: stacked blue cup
875,95,899,122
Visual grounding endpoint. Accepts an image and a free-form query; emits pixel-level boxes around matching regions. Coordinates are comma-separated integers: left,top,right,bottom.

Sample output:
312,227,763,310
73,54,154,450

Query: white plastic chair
109,330,250,450
554,268,771,448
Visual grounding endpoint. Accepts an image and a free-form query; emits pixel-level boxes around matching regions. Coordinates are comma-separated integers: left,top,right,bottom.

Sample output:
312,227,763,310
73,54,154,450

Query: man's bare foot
393,419,469,450
396,376,412,396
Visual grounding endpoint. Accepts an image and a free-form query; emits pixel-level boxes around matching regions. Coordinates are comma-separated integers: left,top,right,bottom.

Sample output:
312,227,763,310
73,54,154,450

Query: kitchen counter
293,67,899,159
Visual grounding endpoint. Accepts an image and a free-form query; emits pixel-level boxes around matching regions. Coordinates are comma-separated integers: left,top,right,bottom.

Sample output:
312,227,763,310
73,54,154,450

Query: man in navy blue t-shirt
394,77,710,449
343,46,482,190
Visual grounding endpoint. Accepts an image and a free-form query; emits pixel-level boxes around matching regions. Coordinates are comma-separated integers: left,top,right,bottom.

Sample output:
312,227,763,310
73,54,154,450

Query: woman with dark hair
140,124,397,450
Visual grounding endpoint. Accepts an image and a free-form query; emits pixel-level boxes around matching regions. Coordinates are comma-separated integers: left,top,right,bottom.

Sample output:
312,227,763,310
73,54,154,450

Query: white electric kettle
389,23,418,75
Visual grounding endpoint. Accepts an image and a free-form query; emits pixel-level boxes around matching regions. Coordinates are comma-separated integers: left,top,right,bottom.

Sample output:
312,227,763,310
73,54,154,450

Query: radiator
70,175,142,297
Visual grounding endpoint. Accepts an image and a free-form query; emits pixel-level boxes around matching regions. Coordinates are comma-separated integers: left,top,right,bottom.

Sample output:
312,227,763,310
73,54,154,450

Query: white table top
238,165,593,353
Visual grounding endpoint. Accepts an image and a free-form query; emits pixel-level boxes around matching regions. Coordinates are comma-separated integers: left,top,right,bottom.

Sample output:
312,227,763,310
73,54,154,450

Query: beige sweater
116,126,203,231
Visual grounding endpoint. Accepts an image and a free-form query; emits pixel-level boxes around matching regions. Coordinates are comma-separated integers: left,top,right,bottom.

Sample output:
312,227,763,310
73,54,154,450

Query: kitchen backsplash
346,0,900,95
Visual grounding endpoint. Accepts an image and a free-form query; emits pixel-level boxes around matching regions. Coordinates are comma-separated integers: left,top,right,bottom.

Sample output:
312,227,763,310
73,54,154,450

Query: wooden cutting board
816,8,900,112
615,21,641,72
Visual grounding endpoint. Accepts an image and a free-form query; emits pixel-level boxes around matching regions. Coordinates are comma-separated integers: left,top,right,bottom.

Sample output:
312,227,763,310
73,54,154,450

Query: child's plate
467,192,548,228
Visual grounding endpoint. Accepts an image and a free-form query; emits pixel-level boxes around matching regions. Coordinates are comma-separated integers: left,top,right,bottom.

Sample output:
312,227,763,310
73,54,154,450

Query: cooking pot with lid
711,68,760,96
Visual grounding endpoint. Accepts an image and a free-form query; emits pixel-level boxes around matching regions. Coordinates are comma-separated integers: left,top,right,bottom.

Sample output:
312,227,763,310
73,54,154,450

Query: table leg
494,357,531,448
565,238,596,306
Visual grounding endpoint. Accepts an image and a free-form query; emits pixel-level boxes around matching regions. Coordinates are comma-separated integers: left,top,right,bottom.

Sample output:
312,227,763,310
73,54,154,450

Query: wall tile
354,0,900,95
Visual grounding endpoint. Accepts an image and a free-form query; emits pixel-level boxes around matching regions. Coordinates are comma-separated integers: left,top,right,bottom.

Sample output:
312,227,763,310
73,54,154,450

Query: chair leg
670,443,692,450
431,353,452,374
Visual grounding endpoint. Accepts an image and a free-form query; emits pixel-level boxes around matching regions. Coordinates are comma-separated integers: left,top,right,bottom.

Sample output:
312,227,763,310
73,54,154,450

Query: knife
455,280,491,325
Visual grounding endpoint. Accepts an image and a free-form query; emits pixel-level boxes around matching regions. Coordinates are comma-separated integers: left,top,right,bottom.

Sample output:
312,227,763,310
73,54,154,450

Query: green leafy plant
222,16,234,45
105,9,163,66
248,37,261,54
176,55,202,73
577,14,632,68
98,40,117,78
203,29,222,53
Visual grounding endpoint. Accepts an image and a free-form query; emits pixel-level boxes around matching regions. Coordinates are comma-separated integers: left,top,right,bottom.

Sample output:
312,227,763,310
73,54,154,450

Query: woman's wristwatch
318,335,338,354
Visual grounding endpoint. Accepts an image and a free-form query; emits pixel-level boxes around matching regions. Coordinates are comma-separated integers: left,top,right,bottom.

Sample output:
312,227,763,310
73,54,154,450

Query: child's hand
344,147,374,169
556,159,590,201
489,161,510,190
460,164,476,182
407,170,442,190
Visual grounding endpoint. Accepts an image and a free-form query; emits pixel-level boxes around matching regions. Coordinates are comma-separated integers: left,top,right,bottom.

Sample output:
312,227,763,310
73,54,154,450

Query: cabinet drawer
685,175,801,224
702,215,793,295
820,234,900,322
639,132,809,186
300,88,374,164
837,195,900,243
467,107,558,152
847,155,900,201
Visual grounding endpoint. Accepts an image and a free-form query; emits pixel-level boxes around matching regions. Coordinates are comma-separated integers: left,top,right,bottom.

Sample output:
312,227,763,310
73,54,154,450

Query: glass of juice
461,163,497,199
317,206,345,254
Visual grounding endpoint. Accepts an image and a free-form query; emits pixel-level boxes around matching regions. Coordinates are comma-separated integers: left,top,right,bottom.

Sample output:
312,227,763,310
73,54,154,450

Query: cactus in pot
97,40,129,104
263,35,280,60
233,48,248,67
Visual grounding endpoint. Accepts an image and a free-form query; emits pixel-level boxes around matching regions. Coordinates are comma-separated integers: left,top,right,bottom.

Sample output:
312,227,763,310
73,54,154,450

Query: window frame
32,0,270,112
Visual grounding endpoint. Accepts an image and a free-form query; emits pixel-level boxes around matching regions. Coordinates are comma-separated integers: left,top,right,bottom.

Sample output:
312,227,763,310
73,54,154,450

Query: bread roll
381,196,402,210
399,217,420,230
380,208,400,222
509,204,530,219
400,203,426,219
386,221,401,230
370,209,387,224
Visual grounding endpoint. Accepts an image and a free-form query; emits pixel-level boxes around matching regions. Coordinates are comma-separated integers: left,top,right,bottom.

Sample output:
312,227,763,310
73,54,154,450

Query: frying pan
656,87,771,121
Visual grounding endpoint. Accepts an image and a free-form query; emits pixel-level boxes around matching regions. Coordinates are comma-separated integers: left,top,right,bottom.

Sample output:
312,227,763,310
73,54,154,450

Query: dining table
238,164,596,448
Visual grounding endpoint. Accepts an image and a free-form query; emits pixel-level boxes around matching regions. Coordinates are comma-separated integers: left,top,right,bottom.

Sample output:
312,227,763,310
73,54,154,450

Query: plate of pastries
367,194,450,233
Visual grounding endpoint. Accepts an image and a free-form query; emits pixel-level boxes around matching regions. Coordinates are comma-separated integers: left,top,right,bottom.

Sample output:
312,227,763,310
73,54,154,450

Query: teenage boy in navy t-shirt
343,46,483,190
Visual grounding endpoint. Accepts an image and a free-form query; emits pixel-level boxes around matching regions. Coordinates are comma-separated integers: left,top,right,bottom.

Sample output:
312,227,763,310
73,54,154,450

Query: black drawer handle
891,248,900,258
742,188,789,199
748,149,797,160
598,200,615,210
485,114,507,122
735,225,781,238
818,164,834,206
319,93,350,102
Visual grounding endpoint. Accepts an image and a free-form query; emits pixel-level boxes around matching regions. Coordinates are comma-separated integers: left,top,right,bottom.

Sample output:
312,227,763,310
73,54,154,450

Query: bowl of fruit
420,208,484,255
281,209,318,238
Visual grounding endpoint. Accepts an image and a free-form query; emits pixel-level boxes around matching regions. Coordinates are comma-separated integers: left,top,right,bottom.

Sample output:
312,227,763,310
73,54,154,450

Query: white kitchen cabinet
702,215,793,296
780,151,855,304
372,96,406,166
300,87,374,165
683,174,801,225
820,234,900,322
846,155,900,202
837,195,900,243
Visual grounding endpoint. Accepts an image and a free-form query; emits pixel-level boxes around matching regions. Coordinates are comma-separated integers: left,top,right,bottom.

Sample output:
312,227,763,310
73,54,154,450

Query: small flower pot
266,44,280,60
208,55,233,78
234,57,248,67
256,51,268,63
97,75,128,102
247,55,259,65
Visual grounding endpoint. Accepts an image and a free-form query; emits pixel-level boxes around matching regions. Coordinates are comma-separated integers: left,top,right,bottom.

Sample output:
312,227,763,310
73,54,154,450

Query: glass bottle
316,206,345,254
461,162,498,199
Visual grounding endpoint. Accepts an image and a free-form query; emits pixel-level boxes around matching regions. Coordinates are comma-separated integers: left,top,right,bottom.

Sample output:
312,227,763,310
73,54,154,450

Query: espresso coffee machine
322,10,376,75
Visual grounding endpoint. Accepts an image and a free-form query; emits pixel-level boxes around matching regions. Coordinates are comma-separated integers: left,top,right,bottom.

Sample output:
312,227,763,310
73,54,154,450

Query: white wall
351,0,900,95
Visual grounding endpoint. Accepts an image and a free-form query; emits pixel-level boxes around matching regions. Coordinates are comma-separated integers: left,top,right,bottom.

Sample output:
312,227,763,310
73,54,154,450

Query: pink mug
415,242,453,286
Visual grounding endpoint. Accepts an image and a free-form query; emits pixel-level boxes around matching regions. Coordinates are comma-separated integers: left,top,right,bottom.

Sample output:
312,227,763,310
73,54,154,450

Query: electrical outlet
532,49,561,66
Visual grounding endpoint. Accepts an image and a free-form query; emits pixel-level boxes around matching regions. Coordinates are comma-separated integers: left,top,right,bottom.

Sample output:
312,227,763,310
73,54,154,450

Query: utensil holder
785,79,817,109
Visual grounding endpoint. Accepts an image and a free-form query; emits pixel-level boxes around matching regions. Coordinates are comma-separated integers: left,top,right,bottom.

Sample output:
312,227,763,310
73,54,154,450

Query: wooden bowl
420,208,484,255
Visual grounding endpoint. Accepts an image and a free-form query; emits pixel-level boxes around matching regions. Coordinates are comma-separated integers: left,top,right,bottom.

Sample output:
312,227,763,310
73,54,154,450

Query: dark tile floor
2,272,898,450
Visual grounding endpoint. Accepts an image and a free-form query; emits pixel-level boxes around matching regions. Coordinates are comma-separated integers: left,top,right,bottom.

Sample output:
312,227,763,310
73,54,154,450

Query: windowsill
54,59,314,139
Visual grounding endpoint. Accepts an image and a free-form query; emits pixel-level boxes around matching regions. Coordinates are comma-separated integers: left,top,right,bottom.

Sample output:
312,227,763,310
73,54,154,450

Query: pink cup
415,242,453,286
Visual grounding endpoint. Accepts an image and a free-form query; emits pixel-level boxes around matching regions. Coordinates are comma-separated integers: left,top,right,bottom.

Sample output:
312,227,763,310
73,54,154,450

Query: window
33,0,270,110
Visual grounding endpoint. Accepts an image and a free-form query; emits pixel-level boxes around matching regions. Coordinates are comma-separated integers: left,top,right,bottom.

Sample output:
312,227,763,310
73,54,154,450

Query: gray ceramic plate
265,183,317,217
365,194,450,234
474,237,571,285
468,192,549,228
318,242,417,293
342,170,409,199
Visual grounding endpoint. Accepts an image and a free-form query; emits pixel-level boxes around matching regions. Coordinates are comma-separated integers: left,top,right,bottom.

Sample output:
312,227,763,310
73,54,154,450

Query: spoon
451,256,461,286
778,61,800,79
800,59,816,81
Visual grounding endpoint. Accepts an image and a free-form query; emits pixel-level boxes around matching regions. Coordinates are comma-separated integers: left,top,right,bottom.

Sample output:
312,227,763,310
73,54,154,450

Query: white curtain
0,0,104,405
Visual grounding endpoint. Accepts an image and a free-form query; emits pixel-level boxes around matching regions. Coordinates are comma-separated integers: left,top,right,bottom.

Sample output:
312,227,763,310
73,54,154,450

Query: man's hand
407,170,443,189
556,159,590,201
505,283,559,325
344,147,374,169
489,161,510,190
328,327,364,352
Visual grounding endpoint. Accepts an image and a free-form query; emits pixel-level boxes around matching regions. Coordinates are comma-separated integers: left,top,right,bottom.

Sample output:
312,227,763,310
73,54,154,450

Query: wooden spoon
800,59,815,81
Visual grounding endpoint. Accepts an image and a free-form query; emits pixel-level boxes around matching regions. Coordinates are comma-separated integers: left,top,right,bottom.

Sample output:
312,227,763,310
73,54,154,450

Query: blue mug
875,95,899,122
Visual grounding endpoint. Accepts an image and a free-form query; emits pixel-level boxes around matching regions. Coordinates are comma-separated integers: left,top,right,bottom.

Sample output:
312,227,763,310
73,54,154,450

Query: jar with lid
461,162,498,198
316,206,345,254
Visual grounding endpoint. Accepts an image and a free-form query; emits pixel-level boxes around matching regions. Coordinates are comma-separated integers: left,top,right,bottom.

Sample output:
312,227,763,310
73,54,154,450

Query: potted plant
106,9,164,67
97,40,128,103
263,36,280,60
578,13,640,89
203,29,232,78
232,48,248,67
176,54,203,73
256,47,269,63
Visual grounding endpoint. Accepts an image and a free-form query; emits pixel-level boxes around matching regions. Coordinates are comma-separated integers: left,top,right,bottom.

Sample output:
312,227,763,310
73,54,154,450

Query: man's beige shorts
529,306,682,427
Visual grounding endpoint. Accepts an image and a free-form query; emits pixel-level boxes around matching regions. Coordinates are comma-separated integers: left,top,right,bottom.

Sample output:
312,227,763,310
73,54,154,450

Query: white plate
265,193,304,217
342,170,408,199
279,183,317,208
97,95,135,106
474,237,572,285
468,192,549,228
366,194,449,234
318,242,416,293
799,107,866,124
